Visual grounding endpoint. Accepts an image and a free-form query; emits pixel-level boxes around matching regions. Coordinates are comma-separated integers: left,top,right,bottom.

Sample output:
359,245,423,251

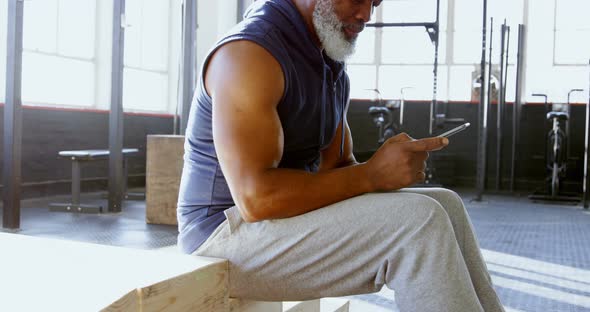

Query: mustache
343,23,365,33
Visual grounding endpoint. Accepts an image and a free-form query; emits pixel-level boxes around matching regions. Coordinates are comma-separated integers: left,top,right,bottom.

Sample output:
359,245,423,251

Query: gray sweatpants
193,188,505,312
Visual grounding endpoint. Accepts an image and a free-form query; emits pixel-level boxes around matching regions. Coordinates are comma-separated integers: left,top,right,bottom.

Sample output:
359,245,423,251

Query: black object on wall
3,0,24,229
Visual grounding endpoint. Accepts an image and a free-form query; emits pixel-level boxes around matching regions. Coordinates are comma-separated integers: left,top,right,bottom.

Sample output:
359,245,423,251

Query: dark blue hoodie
177,0,350,254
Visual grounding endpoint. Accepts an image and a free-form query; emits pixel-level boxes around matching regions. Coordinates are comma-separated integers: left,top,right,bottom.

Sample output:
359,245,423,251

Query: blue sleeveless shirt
177,0,350,254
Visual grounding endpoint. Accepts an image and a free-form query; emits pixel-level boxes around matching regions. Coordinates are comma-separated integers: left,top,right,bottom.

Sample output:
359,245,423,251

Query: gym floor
1,188,589,312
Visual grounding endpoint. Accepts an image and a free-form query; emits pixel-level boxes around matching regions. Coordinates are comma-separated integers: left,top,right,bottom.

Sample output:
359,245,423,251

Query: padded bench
49,148,141,213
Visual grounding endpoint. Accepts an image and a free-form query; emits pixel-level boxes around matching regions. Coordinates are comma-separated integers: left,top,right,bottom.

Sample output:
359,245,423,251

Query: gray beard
312,0,357,62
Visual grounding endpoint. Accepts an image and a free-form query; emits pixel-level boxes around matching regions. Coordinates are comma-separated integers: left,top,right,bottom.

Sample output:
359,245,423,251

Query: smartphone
437,122,471,138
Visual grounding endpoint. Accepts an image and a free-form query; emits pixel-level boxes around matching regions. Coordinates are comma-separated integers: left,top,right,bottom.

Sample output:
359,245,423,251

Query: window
349,0,532,101
23,53,95,106
123,0,171,112
347,65,377,99
380,0,448,65
453,0,523,64
381,29,446,64
554,0,590,65
21,0,96,107
348,28,376,64
379,65,448,100
348,0,447,100
381,0,445,24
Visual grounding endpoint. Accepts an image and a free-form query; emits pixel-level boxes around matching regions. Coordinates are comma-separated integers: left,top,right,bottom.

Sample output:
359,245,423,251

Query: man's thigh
194,192,448,301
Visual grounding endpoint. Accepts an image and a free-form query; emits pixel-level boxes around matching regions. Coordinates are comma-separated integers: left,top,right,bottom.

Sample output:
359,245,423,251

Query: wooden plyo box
146,134,185,225
0,233,228,312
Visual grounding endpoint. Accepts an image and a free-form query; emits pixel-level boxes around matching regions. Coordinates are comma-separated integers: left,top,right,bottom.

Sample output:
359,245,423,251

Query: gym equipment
509,24,525,192
485,18,494,186
49,149,141,214
566,89,584,159
177,0,198,135
367,0,463,185
108,0,127,213
475,0,489,201
496,21,510,191
367,0,442,135
368,106,394,145
367,89,400,145
366,87,412,145
3,0,24,229
532,93,550,168
399,87,414,129
547,111,568,198
584,61,590,209
529,93,581,203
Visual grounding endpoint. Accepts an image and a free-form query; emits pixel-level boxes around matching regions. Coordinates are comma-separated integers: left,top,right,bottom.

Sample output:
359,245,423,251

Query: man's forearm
237,163,372,222
337,157,359,168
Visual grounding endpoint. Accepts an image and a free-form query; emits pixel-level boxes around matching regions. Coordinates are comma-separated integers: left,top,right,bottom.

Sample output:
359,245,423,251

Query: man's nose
354,1,374,23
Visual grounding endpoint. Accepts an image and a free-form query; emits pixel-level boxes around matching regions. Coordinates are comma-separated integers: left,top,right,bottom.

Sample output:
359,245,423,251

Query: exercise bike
367,88,411,145
367,88,446,186
529,92,581,203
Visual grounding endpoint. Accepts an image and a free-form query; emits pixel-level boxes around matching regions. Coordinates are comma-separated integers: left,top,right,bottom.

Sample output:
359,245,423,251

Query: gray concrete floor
1,188,590,312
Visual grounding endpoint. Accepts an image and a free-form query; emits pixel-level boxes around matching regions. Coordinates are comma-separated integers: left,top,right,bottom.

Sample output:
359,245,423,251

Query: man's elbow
236,204,261,223
235,192,271,223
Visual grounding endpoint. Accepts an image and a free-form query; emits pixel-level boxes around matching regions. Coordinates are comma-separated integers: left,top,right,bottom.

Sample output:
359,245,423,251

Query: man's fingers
416,170,426,183
387,132,414,144
402,136,449,152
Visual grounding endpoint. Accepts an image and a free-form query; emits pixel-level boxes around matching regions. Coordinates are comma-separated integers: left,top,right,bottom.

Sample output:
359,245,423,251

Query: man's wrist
352,162,374,194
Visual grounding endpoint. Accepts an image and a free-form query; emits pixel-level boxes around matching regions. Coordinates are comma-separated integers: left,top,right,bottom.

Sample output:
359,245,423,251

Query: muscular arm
206,41,447,223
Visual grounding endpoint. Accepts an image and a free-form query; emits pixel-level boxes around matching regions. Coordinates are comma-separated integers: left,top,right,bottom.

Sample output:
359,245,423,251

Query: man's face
312,0,379,62
334,0,382,40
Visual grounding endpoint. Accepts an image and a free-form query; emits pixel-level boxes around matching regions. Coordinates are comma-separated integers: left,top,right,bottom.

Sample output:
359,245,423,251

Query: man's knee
346,192,454,236
393,193,453,234
438,188,464,207
423,188,463,206
418,188,467,220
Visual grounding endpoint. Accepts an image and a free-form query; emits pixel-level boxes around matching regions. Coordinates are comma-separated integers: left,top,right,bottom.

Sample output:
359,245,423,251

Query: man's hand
365,133,449,191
